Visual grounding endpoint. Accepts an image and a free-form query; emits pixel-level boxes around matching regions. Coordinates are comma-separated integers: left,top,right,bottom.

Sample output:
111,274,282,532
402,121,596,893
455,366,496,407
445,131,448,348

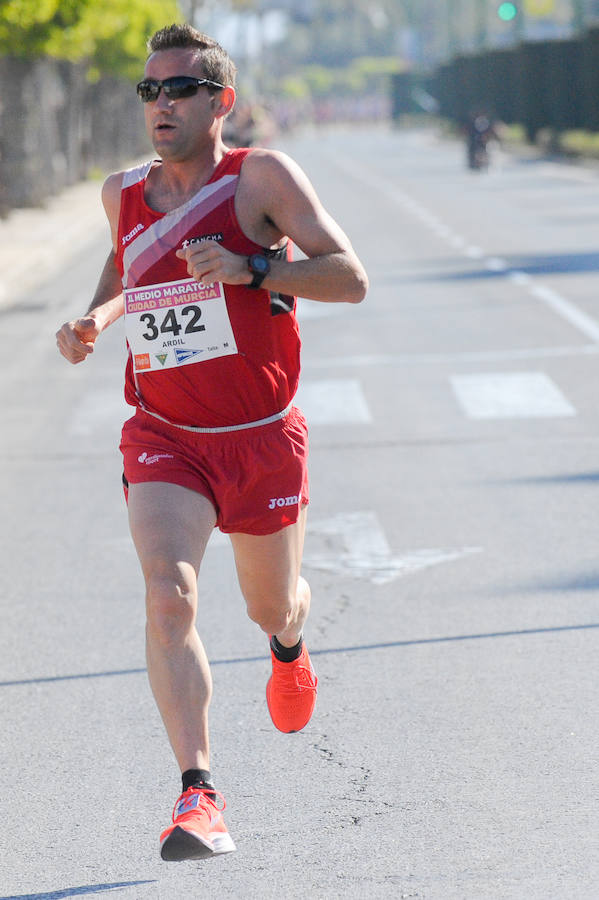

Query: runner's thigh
127,481,217,578
230,506,308,605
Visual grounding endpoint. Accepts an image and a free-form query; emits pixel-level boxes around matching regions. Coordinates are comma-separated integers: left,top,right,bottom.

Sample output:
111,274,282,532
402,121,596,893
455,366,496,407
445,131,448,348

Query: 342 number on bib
140,305,205,341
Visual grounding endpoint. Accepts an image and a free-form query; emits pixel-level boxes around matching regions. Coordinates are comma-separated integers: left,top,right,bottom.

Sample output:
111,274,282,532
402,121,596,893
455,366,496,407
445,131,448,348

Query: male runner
56,23,368,862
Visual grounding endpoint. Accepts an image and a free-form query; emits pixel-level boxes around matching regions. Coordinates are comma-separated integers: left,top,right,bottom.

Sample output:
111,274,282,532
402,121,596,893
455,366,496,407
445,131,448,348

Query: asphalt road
2,125,599,899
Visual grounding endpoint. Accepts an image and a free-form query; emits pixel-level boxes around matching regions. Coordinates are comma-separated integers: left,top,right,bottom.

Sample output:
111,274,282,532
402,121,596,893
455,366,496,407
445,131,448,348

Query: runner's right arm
56,174,124,365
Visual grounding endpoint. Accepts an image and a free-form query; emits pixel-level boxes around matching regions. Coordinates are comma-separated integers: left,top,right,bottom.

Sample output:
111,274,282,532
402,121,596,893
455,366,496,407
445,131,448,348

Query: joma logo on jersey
269,495,299,510
122,222,144,245
180,232,223,249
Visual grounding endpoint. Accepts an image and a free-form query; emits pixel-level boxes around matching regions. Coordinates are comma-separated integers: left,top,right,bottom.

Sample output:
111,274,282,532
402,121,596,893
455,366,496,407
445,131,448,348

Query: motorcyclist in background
466,110,502,170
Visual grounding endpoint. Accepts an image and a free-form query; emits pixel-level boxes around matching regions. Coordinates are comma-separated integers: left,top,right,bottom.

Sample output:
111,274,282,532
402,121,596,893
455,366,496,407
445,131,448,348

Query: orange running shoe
266,640,318,733
160,787,236,861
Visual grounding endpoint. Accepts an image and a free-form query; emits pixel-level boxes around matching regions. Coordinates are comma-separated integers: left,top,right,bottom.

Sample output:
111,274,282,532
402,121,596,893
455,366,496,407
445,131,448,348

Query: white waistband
139,401,293,434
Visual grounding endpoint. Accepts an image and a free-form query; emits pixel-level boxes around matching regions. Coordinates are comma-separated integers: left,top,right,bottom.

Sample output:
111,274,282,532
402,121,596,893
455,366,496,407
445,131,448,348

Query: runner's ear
214,86,236,119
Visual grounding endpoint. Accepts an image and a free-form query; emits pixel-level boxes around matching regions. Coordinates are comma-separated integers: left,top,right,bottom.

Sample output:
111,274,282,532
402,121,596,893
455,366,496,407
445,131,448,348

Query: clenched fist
56,315,102,364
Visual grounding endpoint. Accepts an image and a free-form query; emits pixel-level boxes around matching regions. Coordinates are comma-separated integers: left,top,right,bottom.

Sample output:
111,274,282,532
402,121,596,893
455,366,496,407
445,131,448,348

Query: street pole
515,3,525,40
474,0,488,48
572,0,586,32
447,0,461,56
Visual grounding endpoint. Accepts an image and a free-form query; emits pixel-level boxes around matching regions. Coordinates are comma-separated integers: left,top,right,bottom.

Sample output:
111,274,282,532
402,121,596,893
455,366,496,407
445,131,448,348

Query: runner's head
147,24,237,90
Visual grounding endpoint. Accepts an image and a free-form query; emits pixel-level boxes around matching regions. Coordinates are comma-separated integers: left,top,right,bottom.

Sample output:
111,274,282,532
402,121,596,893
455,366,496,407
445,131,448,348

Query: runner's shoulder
242,147,304,184
101,170,125,201
241,148,316,203
101,170,131,223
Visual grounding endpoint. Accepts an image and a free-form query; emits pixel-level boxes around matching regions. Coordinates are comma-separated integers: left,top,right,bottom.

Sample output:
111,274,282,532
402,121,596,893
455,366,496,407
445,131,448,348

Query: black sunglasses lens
137,80,160,102
162,78,199,100
136,77,208,102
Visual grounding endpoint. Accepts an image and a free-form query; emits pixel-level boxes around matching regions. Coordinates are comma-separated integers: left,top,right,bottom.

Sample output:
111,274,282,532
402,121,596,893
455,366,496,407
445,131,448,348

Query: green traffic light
497,1,517,20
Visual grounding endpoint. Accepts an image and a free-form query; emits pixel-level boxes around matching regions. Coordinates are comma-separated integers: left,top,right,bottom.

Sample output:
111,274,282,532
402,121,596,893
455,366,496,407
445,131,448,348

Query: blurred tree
0,0,181,78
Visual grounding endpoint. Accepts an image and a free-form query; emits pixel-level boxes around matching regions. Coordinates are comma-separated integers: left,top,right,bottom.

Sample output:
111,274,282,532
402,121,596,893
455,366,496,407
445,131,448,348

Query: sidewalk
0,175,109,310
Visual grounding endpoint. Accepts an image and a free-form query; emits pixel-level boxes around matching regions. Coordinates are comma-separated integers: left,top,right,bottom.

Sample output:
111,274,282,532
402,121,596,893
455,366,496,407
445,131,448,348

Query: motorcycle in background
466,114,501,171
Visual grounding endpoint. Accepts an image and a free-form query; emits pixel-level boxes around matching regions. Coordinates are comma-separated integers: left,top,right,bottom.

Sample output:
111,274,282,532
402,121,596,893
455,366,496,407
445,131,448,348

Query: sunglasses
136,76,225,103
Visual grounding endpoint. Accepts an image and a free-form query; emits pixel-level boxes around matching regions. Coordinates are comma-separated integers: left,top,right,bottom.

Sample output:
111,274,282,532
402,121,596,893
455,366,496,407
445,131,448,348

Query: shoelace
172,787,227,823
272,659,317,693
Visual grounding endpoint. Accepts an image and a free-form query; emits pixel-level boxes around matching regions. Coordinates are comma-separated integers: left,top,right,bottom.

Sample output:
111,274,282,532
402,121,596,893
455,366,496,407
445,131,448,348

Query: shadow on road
1,881,156,900
402,250,599,282
2,622,599,688
491,470,599,485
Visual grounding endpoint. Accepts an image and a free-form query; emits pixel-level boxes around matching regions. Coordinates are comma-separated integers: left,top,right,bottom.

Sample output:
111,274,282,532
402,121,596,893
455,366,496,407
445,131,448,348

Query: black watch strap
247,253,270,289
249,271,267,289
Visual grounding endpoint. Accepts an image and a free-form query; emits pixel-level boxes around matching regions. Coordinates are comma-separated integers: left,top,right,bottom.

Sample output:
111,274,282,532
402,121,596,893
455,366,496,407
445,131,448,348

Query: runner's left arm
176,150,369,304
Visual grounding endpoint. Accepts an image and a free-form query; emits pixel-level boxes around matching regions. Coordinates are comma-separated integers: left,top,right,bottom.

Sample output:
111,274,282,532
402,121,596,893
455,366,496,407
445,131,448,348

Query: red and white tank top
115,148,300,429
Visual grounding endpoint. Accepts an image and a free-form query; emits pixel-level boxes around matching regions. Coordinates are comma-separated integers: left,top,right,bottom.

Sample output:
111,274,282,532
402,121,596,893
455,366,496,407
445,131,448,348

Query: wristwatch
247,253,270,289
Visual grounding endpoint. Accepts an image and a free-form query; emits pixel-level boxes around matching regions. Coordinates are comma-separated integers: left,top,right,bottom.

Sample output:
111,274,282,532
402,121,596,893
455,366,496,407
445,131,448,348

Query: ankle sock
182,768,215,793
271,634,303,662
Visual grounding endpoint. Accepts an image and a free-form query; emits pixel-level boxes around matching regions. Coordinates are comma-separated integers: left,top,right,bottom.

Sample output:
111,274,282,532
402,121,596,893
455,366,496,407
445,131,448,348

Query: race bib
124,277,237,373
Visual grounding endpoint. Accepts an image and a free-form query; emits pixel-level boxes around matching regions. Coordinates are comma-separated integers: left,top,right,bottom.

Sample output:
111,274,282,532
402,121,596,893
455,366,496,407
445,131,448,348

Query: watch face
251,254,269,274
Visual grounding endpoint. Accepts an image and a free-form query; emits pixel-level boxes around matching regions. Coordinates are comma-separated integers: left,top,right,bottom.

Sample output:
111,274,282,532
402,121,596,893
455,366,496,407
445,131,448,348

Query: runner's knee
246,600,293,635
245,576,310,634
145,571,197,645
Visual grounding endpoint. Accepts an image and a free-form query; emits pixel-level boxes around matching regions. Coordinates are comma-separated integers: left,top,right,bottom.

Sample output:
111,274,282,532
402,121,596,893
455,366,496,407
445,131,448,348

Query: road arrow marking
295,378,372,425
303,511,482,585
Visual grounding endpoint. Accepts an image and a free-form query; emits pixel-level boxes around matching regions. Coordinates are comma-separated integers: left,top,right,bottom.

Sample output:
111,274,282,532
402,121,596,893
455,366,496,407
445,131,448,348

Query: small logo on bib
175,348,204,364
134,353,151,370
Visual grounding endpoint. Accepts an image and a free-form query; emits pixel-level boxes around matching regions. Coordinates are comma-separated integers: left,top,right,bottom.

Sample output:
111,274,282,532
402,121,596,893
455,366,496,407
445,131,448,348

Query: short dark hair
148,24,237,88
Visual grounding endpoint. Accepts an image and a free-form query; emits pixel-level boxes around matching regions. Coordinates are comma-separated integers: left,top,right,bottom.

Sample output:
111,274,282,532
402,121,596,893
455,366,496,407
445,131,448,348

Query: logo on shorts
138,452,174,465
269,495,300,510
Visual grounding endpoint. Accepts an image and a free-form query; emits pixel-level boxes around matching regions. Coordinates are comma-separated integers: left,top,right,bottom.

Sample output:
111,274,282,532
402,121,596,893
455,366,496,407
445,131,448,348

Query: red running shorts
119,406,309,536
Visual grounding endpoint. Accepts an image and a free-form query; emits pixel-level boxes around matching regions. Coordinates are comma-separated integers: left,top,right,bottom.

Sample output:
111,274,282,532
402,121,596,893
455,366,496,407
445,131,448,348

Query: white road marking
208,511,482,585
208,530,230,548
296,298,346,320
450,371,576,419
527,283,599,344
508,270,532,286
306,345,599,368
331,151,599,349
295,378,372,424
303,511,482,585
67,379,372,437
486,257,508,272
